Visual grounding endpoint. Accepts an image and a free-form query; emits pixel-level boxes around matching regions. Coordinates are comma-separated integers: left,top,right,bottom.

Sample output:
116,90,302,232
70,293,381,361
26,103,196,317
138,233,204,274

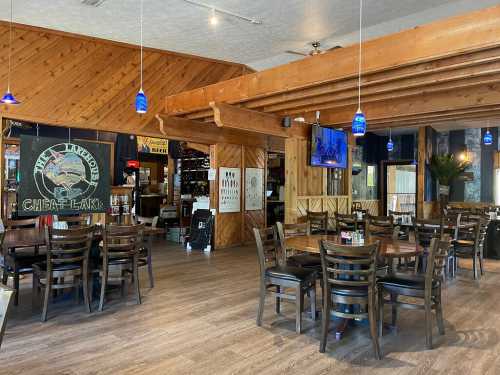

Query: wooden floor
2,240,500,374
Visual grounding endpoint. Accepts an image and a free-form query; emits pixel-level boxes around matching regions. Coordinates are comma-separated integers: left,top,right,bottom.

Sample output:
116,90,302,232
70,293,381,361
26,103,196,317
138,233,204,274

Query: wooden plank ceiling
163,5,500,130
0,22,251,135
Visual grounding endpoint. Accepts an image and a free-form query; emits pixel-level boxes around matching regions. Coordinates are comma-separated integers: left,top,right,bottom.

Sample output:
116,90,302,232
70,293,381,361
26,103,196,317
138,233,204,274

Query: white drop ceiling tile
0,0,498,69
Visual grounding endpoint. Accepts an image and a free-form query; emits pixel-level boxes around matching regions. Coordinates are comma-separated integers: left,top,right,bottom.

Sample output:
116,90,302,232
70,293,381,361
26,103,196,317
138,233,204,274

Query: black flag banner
18,135,111,216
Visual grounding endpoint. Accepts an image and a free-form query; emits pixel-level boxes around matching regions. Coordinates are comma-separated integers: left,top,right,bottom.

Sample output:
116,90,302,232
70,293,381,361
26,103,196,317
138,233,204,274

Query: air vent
81,0,107,7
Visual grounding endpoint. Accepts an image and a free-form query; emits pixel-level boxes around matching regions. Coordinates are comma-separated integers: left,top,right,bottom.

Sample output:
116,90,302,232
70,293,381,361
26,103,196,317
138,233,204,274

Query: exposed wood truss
143,114,283,150
210,102,308,138
164,5,500,128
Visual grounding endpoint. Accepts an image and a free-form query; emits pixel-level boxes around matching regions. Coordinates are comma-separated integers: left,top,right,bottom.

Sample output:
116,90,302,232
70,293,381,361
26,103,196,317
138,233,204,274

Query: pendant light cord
7,0,13,91
357,0,363,112
140,0,144,91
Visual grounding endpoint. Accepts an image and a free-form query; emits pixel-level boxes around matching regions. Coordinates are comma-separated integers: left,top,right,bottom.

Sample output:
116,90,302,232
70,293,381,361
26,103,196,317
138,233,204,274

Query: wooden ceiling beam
180,47,500,120
165,5,500,117
140,114,284,150
313,82,500,127
210,102,308,138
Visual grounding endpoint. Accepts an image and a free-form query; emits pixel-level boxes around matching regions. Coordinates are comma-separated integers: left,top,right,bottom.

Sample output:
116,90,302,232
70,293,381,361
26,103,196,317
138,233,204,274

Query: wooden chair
335,213,357,233
306,211,328,234
0,285,15,350
1,218,44,306
134,216,158,288
276,222,320,270
254,227,317,334
411,218,443,274
454,218,489,279
388,210,413,240
365,215,397,239
351,202,363,212
318,240,381,359
377,236,451,350
32,226,94,322
98,224,144,312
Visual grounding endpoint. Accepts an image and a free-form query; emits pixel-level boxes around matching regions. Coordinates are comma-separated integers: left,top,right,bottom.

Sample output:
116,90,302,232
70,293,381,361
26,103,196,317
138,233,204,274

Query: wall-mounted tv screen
310,126,347,168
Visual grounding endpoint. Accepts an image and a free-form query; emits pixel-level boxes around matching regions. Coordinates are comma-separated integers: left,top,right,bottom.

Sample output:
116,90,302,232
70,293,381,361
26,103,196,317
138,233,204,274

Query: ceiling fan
285,41,342,57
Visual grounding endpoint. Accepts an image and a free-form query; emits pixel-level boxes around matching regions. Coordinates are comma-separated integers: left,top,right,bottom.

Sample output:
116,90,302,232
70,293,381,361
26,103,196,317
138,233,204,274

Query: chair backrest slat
102,224,144,260
335,213,357,233
253,227,281,275
45,226,94,267
6,217,39,229
320,240,379,291
306,211,328,234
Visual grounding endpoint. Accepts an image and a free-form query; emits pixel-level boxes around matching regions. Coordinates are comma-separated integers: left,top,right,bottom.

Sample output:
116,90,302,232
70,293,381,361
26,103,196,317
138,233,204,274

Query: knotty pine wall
210,143,266,249
0,22,251,134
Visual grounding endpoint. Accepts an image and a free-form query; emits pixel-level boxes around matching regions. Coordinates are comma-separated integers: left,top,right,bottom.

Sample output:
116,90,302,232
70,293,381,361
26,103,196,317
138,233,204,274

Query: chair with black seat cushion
335,213,357,233
306,211,328,234
319,240,381,359
254,227,317,334
1,218,44,306
98,224,144,312
377,236,451,350
32,226,94,322
276,222,321,270
454,217,489,279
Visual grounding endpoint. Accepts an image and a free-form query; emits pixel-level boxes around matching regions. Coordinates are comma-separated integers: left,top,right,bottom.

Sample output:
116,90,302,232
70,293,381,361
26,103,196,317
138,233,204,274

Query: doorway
383,162,417,216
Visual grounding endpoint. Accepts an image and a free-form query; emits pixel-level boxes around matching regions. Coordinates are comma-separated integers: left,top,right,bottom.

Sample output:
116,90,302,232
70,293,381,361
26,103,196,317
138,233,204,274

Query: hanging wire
68,127,71,143
140,0,144,90
36,123,39,138
7,0,13,92
357,0,363,111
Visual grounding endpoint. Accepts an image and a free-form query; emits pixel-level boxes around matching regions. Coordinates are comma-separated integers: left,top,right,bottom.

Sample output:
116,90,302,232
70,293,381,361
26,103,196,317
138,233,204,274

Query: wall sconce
457,145,471,163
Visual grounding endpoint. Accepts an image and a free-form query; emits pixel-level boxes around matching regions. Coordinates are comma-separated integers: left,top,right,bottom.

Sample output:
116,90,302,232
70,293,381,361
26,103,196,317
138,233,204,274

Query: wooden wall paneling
213,143,243,249
243,146,266,243
285,138,299,224
417,127,426,219
297,138,323,196
0,22,250,135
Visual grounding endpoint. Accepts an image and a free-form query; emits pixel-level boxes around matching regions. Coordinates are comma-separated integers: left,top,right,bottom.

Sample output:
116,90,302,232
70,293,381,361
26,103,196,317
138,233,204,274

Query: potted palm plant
429,154,470,214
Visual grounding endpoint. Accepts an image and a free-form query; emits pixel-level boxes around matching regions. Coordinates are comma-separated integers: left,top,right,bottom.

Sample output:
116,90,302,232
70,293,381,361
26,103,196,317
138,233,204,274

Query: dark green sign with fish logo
19,135,110,215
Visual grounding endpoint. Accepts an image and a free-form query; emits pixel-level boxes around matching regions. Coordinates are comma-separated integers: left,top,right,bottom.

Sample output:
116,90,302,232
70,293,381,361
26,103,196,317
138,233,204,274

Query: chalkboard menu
18,135,110,216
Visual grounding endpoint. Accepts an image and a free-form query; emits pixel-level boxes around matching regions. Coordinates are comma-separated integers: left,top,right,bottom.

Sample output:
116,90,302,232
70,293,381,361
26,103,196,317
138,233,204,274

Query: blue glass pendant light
352,0,365,137
135,0,147,114
387,128,394,152
484,129,493,146
1,0,20,105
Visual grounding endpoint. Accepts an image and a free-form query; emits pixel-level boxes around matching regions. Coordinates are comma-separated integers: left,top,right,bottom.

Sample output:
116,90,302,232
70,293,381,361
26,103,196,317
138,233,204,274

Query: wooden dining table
1,225,166,255
286,234,423,262
285,234,424,340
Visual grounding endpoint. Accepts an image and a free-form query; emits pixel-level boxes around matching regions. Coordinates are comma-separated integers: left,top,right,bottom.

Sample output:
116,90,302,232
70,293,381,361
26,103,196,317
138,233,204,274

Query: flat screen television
310,126,347,168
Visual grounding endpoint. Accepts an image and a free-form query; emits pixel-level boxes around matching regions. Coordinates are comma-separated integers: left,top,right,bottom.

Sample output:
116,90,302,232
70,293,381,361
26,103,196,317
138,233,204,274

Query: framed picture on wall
219,167,241,213
245,168,263,211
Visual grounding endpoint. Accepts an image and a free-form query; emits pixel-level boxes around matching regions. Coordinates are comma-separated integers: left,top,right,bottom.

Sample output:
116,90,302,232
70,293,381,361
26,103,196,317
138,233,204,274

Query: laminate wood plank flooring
1,240,500,374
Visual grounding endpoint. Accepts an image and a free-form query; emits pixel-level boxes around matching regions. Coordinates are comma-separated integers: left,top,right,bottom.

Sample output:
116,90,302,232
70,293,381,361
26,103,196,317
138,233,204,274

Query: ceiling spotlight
210,8,218,26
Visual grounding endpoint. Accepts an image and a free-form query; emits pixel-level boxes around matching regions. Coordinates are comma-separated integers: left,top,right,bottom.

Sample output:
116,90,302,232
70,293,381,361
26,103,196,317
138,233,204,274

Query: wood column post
284,138,298,224
417,127,426,219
